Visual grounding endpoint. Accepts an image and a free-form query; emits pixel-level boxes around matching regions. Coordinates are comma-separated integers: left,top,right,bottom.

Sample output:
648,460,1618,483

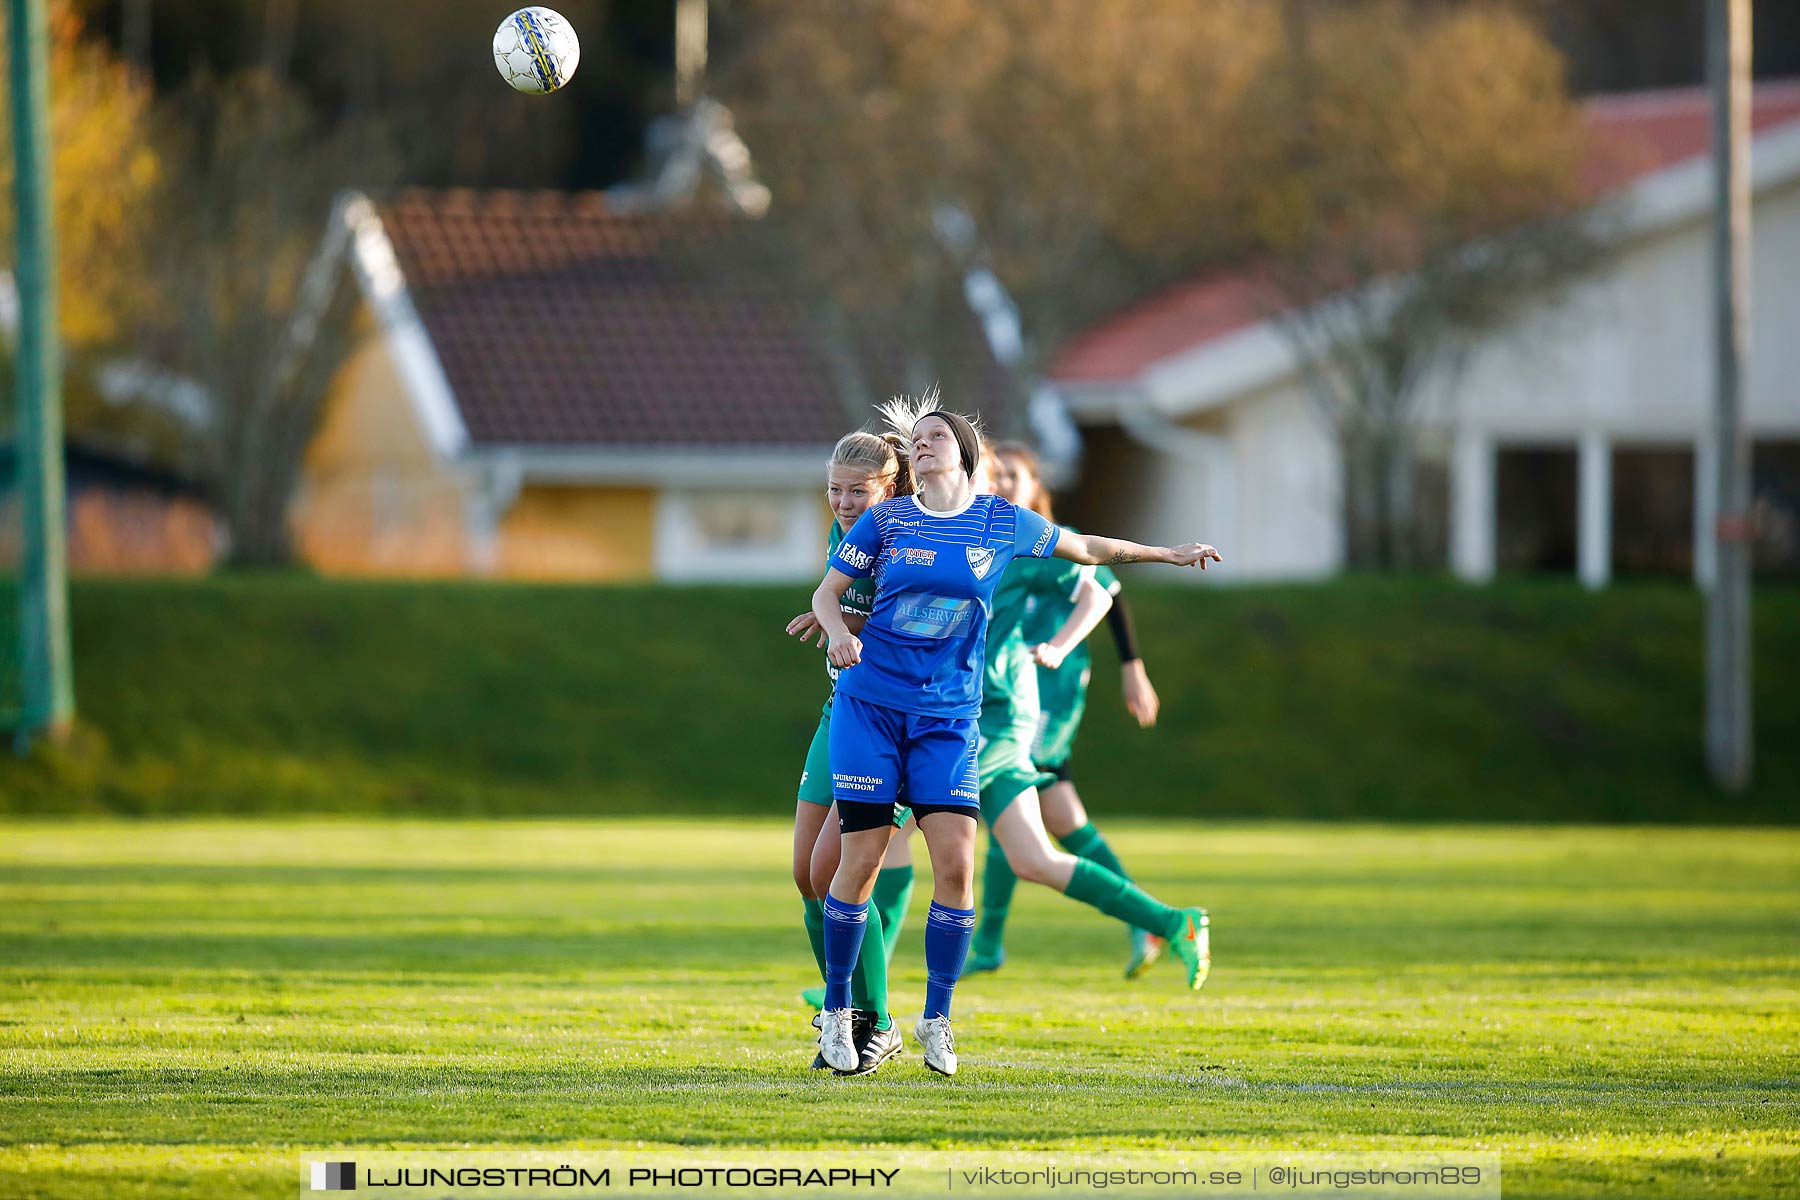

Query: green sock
872,865,915,963
1059,822,1132,881
1063,857,1178,938
849,902,893,1030
973,836,1018,955
802,898,828,983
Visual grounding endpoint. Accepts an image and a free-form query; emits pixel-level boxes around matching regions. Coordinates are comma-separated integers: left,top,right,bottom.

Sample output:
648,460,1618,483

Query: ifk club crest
966,546,995,579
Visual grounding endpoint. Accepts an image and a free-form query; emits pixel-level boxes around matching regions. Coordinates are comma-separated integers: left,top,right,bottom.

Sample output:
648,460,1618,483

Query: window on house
1613,447,1694,578
687,493,790,551
1754,440,1800,578
1496,446,1577,573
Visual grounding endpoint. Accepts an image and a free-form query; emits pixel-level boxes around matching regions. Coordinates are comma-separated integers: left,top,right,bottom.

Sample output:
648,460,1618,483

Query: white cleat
912,1015,958,1077
819,1008,858,1072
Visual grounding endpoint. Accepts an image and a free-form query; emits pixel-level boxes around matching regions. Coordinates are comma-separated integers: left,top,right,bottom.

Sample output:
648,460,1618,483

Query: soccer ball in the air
493,8,580,95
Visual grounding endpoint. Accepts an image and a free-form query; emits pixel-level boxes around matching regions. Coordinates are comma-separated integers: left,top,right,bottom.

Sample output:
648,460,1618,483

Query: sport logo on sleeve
965,546,995,580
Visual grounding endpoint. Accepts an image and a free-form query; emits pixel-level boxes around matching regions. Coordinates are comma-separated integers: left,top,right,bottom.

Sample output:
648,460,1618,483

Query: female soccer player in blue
809,394,1220,1076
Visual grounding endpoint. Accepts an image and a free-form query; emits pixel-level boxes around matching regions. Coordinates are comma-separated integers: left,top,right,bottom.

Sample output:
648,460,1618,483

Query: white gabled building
1047,83,1800,586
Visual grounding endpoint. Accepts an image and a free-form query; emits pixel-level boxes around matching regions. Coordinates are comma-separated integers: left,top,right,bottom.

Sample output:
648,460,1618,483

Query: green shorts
977,705,1056,825
1031,662,1092,771
797,706,911,828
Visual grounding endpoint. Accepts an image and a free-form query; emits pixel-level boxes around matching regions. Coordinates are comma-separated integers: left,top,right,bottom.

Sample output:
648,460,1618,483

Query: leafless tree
1249,2,1604,568
143,71,395,565
720,0,1275,417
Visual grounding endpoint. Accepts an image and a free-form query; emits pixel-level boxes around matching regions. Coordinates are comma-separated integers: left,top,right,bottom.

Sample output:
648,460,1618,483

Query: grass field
2,819,1796,1198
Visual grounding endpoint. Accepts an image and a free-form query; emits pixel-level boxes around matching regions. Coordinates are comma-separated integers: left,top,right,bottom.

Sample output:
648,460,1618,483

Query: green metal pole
9,0,74,746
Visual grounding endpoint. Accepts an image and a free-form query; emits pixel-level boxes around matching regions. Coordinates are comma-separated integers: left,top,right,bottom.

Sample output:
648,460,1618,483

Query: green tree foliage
0,1,159,347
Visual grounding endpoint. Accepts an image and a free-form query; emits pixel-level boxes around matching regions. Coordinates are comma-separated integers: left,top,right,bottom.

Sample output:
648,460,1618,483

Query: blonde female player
810,393,1219,1076
968,442,1169,978
787,429,919,1076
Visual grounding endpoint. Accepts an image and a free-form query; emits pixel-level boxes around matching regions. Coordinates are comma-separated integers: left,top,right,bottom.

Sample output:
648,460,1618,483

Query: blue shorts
829,692,980,810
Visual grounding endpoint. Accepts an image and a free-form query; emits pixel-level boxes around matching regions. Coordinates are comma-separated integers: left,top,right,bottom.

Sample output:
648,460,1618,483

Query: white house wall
1749,180,1800,428
1221,383,1343,580
1092,383,1341,583
1100,437,1208,578
652,488,828,583
1099,170,1800,586
1450,178,1800,440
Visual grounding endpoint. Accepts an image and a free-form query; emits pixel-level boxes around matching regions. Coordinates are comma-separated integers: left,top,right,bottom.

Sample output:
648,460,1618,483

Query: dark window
1754,440,1800,578
1496,446,1577,572
1613,447,1694,578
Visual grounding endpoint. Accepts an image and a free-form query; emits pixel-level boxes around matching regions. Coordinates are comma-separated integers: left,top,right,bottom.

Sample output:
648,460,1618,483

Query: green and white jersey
1023,527,1121,761
981,549,1087,725
1021,527,1119,708
822,521,878,710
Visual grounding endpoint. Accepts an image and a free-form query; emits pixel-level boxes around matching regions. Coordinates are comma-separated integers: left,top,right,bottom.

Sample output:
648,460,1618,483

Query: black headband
918,410,981,477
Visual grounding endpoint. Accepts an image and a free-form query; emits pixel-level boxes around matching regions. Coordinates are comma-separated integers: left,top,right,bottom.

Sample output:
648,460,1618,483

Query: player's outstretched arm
1054,531,1222,570
1034,576,1114,670
811,569,863,668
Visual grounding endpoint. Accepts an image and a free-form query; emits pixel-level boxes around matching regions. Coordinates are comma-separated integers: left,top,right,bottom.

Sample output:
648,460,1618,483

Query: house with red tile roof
296,189,1008,580
1047,83,1800,585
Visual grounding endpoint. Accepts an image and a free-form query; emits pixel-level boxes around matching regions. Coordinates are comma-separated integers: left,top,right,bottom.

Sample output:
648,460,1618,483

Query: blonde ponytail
829,430,906,499
879,432,915,496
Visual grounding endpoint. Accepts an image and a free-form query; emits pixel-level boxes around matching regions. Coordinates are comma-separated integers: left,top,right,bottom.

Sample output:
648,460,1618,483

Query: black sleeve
1106,595,1142,663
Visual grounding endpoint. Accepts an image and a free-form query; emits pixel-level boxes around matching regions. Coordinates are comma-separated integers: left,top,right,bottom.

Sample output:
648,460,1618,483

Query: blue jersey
830,493,1060,719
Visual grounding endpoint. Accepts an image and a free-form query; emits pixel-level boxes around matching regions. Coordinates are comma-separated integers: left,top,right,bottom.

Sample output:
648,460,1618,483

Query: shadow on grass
0,928,808,972
4,1064,1793,1147
0,864,783,889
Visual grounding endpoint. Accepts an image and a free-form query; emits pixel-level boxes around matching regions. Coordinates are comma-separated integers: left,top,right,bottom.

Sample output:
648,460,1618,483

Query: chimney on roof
675,0,707,107
608,0,769,217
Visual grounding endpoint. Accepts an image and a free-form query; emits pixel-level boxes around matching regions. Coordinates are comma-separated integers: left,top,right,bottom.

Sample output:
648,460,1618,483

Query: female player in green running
969,441,1169,978
786,427,919,1075
953,436,1202,994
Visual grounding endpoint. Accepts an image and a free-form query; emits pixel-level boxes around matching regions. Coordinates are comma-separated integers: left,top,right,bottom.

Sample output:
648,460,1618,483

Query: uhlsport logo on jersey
965,546,995,579
310,1161,356,1191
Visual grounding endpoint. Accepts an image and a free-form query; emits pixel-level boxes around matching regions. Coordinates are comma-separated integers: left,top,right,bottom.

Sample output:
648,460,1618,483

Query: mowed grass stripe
1,820,1796,1199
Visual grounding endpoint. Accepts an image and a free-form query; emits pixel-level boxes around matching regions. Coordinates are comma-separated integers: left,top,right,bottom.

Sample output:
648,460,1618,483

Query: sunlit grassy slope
2,576,1796,820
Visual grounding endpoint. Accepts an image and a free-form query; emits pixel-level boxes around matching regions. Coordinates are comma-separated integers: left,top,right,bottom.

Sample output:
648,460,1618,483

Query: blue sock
821,894,870,1012
923,901,976,1020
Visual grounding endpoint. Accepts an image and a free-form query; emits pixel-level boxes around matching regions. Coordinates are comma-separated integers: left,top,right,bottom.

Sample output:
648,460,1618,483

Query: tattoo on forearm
1099,548,1141,566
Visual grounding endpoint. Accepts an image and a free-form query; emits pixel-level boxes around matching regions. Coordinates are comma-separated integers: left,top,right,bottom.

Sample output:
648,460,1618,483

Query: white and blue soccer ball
492,7,580,95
